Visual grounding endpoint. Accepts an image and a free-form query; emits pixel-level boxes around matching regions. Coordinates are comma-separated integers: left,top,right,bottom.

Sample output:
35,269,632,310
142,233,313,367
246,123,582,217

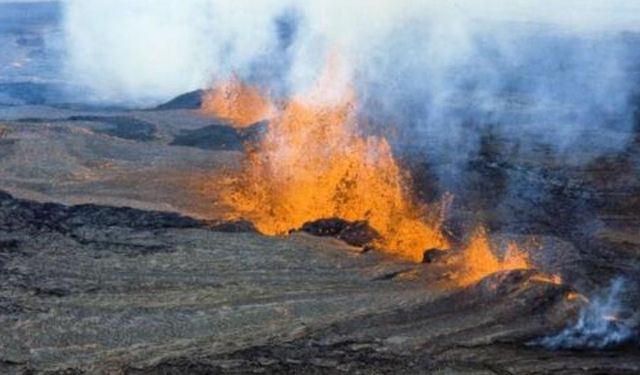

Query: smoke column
62,1,640,160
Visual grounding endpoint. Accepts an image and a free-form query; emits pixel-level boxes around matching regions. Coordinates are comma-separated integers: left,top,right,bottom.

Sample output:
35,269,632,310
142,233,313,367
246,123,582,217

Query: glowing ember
217,56,448,262
457,228,531,286
530,273,563,285
566,291,589,303
201,76,274,128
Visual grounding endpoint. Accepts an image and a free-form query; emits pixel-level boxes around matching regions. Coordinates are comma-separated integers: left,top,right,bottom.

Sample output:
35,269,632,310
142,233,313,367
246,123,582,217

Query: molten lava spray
457,227,531,286
201,76,274,128
214,56,448,262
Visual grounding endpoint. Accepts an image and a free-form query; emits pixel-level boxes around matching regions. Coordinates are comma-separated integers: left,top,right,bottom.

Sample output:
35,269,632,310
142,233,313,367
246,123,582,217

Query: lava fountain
201,75,274,128
206,56,449,262
457,227,532,286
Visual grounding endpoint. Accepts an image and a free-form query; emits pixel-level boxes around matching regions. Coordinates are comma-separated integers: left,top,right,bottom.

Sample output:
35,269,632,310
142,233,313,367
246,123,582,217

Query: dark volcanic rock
422,248,448,263
155,89,204,110
0,239,20,251
170,124,244,151
14,115,159,141
0,191,201,231
208,219,258,233
125,341,428,375
300,218,380,248
170,121,267,151
0,190,263,241
63,203,202,230
67,115,158,141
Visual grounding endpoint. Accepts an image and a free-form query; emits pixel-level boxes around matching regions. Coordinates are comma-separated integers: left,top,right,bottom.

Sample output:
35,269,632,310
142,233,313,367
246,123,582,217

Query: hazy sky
59,0,640,105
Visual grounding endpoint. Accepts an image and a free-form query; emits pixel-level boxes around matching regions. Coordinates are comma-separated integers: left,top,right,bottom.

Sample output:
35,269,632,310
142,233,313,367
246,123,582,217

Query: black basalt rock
300,218,380,248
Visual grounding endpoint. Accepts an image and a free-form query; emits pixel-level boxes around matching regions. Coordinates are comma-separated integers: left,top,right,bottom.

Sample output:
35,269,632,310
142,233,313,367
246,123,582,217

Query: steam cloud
534,278,638,350
62,1,640,158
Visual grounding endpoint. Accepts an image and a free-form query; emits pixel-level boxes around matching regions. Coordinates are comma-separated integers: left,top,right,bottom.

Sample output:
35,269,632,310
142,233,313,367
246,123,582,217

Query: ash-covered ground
1,1,640,374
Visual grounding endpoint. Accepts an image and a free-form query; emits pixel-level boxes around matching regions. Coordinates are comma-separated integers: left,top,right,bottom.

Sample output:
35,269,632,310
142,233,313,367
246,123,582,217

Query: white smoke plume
62,0,290,104
534,278,638,350
61,1,640,162
62,1,640,100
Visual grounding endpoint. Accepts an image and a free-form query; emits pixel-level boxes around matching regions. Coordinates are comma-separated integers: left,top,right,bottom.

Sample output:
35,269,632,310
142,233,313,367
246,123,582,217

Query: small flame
531,273,563,285
566,292,590,303
457,228,531,286
201,76,274,128
217,55,448,261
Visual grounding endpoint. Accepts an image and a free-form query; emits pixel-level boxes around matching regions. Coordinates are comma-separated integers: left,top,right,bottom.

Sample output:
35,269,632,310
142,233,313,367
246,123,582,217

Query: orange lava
530,273,563,285
566,291,589,303
457,227,531,286
201,76,274,128
218,56,448,262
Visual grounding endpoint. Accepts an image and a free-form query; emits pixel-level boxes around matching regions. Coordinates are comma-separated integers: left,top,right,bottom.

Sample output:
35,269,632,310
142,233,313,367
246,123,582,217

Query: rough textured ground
0,190,636,375
0,97,639,374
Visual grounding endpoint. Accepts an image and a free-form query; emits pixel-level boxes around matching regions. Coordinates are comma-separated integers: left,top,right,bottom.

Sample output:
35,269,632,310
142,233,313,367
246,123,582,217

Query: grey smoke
61,1,640,100
60,1,640,165
61,0,289,105
358,20,640,166
534,278,638,350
